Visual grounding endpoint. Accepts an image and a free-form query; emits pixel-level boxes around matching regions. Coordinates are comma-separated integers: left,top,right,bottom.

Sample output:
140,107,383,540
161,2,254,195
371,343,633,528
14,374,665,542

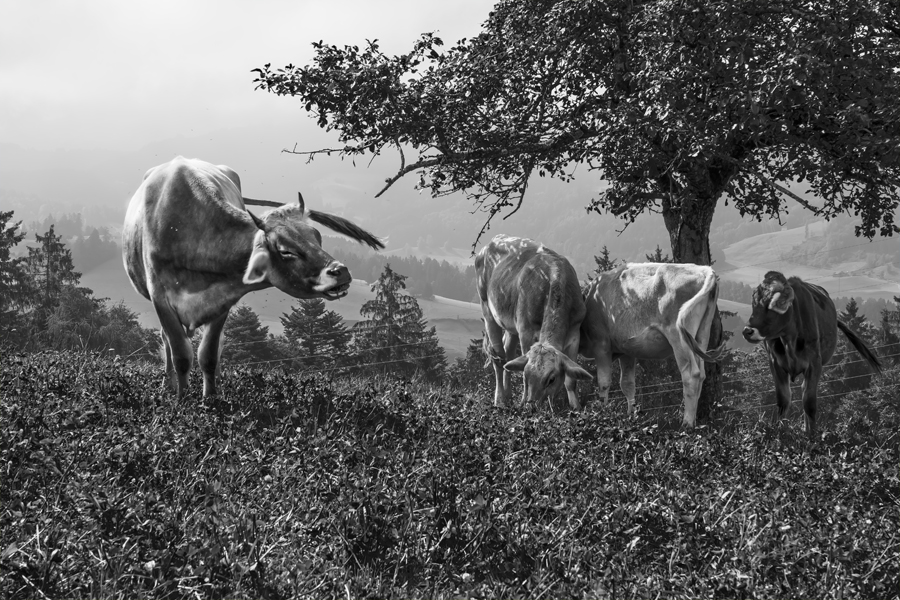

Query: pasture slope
2,350,898,599
721,221,899,301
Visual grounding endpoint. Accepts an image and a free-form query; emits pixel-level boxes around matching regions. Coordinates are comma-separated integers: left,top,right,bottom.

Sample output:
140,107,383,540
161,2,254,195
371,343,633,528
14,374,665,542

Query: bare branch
751,171,822,214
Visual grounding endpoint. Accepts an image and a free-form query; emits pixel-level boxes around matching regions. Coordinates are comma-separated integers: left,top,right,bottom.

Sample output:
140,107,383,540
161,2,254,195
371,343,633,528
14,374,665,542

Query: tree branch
751,171,822,215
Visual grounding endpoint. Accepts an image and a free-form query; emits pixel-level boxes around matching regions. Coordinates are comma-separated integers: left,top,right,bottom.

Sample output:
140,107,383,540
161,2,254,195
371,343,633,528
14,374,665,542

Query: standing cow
476,235,592,410
123,156,384,398
580,263,724,427
742,271,882,435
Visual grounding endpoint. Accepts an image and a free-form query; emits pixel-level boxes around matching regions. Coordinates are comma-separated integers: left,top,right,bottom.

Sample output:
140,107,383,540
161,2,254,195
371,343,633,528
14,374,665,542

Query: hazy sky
0,0,494,153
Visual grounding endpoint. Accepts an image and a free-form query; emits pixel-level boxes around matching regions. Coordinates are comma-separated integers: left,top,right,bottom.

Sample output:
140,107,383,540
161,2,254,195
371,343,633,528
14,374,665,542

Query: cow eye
279,250,296,260
547,376,556,387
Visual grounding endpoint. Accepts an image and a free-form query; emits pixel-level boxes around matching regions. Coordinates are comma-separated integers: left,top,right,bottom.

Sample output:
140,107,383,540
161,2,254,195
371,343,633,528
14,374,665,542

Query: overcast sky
0,0,494,153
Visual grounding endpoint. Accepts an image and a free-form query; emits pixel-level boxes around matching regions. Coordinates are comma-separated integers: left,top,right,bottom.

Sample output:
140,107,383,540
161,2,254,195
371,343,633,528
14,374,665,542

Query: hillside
721,218,899,302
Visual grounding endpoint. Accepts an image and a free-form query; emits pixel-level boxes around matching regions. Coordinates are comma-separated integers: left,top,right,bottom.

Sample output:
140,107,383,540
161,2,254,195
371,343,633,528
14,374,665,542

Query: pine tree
645,245,672,263
281,299,351,372
838,298,867,335
24,225,82,331
0,211,31,313
221,304,275,365
586,245,619,285
353,263,446,380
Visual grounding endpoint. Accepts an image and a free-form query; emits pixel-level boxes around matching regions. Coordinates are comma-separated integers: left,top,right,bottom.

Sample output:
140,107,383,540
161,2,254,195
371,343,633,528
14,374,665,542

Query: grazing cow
475,235,592,409
579,263,723,427
742,271,882,435
123,156,384,398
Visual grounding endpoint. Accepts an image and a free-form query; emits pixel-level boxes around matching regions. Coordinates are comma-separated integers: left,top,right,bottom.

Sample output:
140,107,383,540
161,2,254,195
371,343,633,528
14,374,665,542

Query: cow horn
297,192,305,213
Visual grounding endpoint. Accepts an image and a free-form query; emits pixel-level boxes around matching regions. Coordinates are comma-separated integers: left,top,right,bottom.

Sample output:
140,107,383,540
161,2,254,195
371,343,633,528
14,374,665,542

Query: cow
475,235,592,410
123,156,384,398
742,271,882,435
579,263,724,427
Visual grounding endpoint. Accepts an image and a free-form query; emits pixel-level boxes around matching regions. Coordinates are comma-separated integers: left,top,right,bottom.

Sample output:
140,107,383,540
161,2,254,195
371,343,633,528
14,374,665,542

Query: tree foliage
24,224,82,329
254,0,900,263
222,304,275,366
353,264,446,381
0,211,31,322
281,299,352,371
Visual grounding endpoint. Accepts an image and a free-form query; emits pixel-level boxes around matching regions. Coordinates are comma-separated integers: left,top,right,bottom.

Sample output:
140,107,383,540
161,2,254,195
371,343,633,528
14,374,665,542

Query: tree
353,264,446,380
838,298,868,336
645,245,672,263
221,304,275,365
254,0,899,417
281,299,352,371
24,225,82,332
588,245,618,281
0,211,32,342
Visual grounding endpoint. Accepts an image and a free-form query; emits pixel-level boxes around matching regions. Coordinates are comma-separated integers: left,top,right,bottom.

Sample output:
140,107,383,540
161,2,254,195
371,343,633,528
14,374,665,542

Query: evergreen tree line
1,211,158,358
220,264,447,382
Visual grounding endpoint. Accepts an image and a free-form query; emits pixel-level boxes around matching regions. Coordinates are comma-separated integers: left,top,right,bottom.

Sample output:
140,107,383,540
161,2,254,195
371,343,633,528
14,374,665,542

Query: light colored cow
742,271,881,435
579,263,723,426
475,235,592,410
123,156,384,398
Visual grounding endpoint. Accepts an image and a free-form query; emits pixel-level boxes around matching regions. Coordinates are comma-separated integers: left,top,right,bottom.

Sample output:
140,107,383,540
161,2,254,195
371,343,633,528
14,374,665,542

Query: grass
1,350,898,599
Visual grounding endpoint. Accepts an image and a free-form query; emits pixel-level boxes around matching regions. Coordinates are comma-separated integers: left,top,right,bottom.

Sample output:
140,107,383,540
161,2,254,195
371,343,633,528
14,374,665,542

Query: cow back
582,263,713,356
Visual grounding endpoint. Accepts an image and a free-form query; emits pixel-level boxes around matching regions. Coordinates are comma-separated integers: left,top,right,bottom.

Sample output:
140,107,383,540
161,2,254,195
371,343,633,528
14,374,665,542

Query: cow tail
677,268,726,363
837,320,883,374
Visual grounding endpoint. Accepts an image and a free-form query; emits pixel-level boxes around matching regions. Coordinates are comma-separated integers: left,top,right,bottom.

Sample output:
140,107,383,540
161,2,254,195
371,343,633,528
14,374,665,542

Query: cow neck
538,275,569,349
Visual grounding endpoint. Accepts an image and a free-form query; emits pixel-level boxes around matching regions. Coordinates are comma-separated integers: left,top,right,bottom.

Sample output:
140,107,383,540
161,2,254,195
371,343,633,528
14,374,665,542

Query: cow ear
562,355,593,381
503,355,528,372
243,230,270,285
768,285,795,314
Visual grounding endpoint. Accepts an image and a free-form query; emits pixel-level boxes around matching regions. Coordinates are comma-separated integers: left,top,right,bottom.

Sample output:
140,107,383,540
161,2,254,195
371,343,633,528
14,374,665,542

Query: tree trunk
660,176,725,424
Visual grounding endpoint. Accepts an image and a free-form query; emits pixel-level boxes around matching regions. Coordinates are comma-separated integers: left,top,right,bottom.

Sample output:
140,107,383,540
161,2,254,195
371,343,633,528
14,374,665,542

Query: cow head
742,271,795,343
503,341,592,405
242,194,384,300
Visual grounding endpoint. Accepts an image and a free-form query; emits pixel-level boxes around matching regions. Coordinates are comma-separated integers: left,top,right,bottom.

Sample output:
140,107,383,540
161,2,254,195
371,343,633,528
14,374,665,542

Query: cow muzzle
742,326,764,343
316,262,352,299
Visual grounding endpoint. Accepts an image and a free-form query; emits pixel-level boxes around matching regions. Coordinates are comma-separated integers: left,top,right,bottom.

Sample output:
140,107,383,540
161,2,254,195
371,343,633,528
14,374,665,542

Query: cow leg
769,357,792,424
619,356,637,416
503,332,519,406
482,317,509,408
592,349,613,408
198,311,228,397
516,329,539,408
153,301,192,398
675,350,705,428
801,366,821,437
159,329,175,391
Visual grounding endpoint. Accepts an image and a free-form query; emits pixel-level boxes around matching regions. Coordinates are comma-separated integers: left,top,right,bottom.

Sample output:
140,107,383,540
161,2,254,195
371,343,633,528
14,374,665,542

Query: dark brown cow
742,271,882,434
475,235,592,409
123,157,384,398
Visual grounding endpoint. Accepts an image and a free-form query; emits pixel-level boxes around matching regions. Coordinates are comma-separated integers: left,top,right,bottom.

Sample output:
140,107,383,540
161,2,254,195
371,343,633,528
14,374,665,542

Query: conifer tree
353,264,446,380
281,298,351,371
221,304,275,365
24,225,82,331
